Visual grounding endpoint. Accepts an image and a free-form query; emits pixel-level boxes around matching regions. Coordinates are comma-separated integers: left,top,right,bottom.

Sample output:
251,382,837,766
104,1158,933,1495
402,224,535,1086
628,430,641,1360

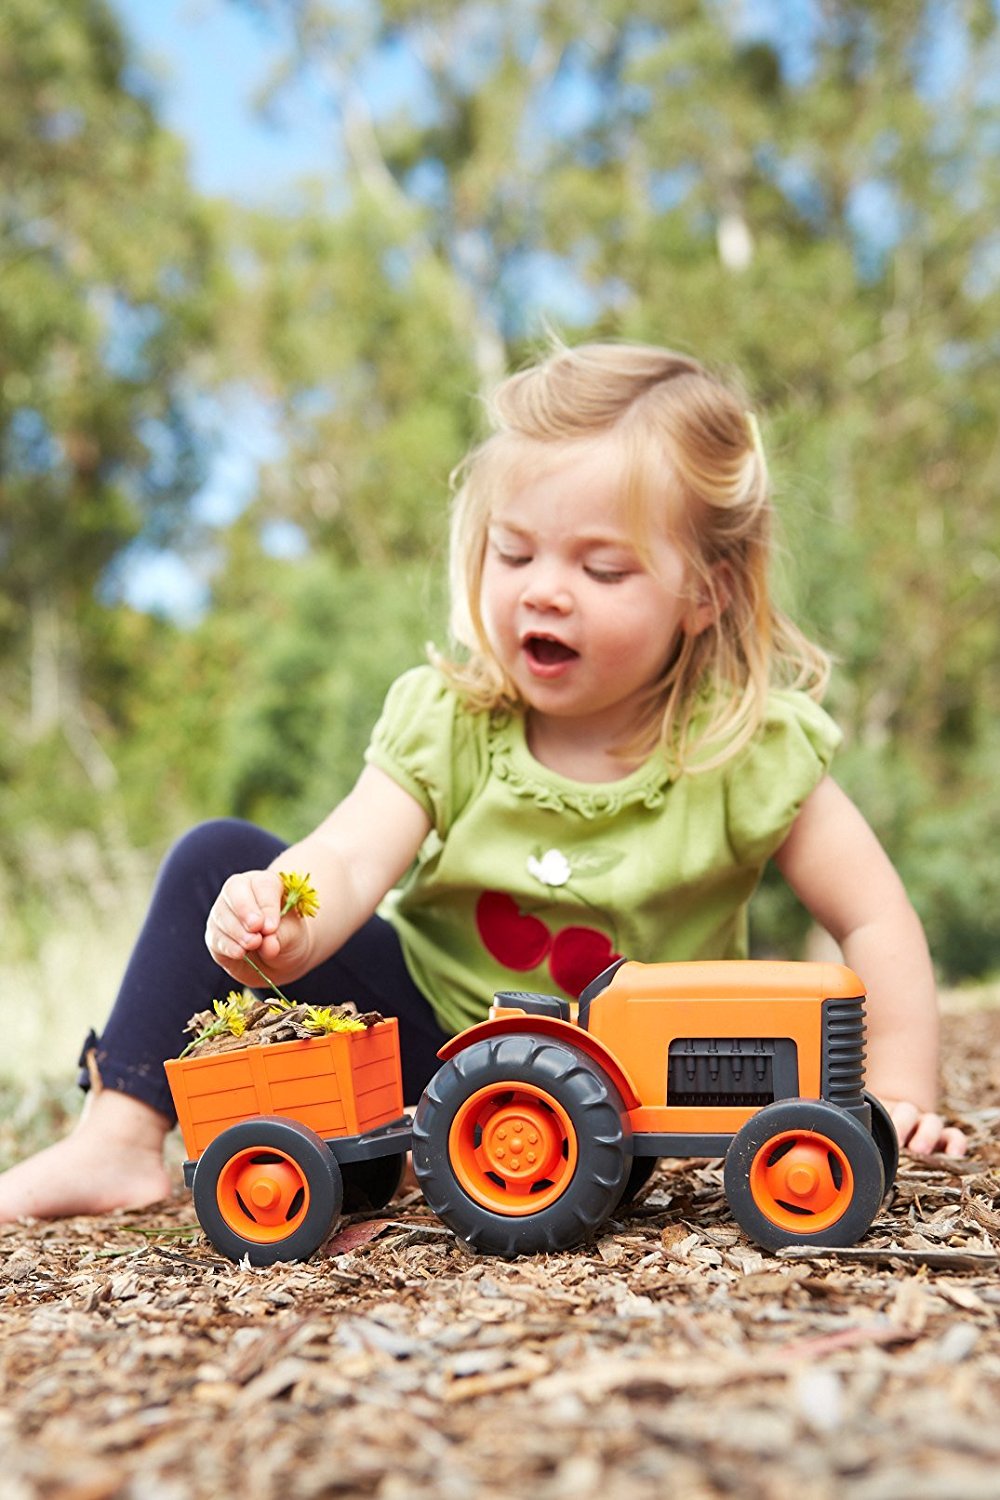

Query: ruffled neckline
487,711,674,818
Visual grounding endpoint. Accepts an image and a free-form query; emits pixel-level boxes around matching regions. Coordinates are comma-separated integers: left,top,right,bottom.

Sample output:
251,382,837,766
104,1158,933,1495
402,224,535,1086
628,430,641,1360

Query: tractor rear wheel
413,1034,631,1257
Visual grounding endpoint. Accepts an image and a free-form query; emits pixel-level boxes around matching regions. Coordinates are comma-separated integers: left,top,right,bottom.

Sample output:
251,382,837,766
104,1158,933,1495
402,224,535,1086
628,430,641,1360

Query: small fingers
886,1100,968,1158
886,1100,919,1146
224,870,283,937
904,1111,947,1157
938,1125,969,1159
206,871,283,964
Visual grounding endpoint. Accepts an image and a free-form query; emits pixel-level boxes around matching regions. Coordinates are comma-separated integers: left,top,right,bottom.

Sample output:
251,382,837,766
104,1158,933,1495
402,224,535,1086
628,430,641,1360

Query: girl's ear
683,562,733,637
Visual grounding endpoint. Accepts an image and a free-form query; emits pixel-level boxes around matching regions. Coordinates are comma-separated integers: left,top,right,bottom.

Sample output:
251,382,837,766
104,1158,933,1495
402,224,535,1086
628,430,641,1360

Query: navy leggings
80,819,451,1118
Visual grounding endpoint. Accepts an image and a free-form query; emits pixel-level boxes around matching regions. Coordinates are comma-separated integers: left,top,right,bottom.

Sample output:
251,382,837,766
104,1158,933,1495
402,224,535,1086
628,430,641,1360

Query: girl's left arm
773,776,967,1157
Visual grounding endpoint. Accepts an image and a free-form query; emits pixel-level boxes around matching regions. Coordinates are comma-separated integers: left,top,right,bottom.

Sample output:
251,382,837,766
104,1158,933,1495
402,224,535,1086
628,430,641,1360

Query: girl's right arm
205,764,432,989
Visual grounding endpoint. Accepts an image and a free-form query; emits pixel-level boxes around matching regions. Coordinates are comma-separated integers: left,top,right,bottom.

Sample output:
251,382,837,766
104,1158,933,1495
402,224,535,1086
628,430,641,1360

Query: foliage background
3,0,999,1075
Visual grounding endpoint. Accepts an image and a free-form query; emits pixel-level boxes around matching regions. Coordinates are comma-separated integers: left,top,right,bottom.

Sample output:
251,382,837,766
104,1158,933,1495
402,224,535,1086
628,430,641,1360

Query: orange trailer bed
164,1019,404,1161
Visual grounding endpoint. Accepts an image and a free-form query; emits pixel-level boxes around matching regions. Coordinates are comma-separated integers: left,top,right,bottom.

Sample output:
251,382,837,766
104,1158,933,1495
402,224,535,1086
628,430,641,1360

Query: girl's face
480,437,706,763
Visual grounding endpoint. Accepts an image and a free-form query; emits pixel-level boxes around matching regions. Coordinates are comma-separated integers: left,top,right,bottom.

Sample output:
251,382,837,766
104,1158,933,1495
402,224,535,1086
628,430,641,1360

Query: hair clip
745,411,765,466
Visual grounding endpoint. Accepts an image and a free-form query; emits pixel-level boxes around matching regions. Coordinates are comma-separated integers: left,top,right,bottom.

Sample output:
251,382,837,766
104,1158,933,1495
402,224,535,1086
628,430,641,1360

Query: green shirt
366,666,841,1036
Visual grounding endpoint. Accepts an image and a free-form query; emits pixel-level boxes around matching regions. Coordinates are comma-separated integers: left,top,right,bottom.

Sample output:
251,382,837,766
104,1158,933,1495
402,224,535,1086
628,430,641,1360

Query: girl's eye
497,550,531,568
585,565,631,584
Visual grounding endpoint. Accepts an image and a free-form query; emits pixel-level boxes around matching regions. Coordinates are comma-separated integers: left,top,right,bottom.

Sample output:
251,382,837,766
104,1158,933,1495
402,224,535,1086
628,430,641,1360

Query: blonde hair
437,339,829,771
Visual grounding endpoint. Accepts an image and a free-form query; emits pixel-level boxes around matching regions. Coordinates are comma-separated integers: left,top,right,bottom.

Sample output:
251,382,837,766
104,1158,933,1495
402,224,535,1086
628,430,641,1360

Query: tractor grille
822,996,867,1107
667,1038,797,1108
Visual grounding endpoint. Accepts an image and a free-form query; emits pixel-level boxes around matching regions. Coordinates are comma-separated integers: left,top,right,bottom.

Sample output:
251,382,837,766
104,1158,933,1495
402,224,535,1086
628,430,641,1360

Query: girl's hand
883,1099,968,1158
205,870,313,986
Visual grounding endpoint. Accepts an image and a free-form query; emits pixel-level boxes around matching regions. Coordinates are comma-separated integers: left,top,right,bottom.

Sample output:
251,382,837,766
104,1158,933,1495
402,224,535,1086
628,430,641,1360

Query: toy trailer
165,1020,411,1264
412,958,898,1257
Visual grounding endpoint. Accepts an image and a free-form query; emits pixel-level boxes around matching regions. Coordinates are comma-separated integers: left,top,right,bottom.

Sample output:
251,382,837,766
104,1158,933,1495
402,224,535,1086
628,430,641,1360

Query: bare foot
0,1089,173,1223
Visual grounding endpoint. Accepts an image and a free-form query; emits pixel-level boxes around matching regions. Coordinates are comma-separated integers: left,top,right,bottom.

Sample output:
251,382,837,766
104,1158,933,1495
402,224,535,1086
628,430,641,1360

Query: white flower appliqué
526,849,572,887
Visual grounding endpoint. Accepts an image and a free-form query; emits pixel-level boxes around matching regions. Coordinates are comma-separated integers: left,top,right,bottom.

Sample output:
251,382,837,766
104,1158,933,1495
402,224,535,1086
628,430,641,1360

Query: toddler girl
0,340,965,1222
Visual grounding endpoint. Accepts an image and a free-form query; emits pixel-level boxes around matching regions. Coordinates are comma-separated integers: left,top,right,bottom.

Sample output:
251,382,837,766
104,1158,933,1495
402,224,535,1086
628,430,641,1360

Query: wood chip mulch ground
2,1002,1000,1500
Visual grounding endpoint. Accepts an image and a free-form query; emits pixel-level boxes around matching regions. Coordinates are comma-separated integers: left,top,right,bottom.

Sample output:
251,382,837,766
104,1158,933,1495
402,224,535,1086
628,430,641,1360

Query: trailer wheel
412,1034,631,1257
340,1152,407,1212
724,1099,884,1252
192,1117,343,1265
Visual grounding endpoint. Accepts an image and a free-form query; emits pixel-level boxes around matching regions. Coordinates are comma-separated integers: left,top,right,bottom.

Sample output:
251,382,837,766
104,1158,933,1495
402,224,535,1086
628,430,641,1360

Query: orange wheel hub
216,1148,311,1244
449,1083,578,1215
749,1130,855,1234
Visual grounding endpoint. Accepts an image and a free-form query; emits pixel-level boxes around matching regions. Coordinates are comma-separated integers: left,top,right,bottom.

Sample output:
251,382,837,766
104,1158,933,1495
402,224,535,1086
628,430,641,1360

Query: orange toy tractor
166,958,898,1265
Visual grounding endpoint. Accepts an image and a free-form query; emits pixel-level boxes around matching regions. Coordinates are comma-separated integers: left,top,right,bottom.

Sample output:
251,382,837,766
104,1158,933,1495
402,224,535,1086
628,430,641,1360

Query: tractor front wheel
864,1090,899,1199
724,1099,885,1251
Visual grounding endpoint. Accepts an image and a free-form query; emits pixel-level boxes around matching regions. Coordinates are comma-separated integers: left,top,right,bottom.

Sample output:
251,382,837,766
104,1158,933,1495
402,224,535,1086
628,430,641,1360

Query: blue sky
110,2,327,615
113,0,335,204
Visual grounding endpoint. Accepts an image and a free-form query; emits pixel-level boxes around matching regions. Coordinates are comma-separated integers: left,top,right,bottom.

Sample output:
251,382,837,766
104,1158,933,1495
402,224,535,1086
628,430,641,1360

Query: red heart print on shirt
475,892,621,997
475,891,553,971
548,927,621,999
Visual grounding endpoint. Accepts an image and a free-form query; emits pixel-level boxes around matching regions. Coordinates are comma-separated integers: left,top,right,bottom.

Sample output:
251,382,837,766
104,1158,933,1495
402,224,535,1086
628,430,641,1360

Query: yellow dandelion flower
213,991,252,1036
178,991,252,1056
303,1005,365,1036
279,871,321,920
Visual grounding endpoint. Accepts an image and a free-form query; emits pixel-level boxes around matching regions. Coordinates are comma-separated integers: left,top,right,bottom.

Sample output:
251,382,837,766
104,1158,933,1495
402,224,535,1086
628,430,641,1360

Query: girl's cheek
484,575,516,623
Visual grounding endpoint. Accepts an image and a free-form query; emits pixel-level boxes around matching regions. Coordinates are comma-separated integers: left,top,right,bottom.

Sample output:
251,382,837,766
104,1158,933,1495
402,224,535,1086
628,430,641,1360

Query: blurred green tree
0,0,223,776
0,0,228,948
4,0,999,980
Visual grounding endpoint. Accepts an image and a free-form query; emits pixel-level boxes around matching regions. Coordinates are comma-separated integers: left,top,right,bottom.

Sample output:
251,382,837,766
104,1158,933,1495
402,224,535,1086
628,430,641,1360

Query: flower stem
177,1018,225,1060
241,951,295,1006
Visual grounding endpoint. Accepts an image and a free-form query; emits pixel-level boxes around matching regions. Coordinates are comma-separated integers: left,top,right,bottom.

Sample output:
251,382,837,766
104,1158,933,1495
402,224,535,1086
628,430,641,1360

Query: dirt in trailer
2,1002,1000,1500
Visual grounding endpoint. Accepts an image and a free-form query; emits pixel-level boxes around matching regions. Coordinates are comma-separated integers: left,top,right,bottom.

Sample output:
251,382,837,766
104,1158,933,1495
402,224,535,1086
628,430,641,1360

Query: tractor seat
577,957,628,1030
493,991,571,1021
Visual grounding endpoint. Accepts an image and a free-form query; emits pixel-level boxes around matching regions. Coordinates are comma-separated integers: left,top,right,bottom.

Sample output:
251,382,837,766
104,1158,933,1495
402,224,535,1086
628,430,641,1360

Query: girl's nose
521,561,572,612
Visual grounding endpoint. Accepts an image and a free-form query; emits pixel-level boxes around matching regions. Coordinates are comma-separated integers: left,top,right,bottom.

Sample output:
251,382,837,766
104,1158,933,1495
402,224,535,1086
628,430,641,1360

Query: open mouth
523,635,579,666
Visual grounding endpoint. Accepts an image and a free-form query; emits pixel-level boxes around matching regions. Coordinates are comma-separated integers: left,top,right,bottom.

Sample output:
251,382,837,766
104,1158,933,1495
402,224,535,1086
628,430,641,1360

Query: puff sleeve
364,666,487,836
725,692,842,867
